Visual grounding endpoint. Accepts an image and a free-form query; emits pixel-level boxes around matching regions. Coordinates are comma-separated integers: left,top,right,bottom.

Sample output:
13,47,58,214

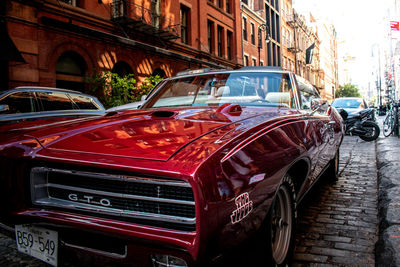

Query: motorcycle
337,108,380,141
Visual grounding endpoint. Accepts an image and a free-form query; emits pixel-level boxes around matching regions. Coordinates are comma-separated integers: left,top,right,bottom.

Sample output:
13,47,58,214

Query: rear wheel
264,174,296,266
359,121,380,141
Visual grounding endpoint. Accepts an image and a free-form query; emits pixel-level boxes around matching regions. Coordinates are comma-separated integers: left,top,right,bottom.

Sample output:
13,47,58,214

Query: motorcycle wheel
359,121,380,141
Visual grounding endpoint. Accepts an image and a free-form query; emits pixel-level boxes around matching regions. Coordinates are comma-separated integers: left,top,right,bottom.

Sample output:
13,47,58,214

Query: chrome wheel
271,183,293,264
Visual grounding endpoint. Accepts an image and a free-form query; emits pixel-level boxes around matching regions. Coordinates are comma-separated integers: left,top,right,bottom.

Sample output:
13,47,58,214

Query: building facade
240,0,266,66
2,0,242,91
2,0,338,100
280,0,295,72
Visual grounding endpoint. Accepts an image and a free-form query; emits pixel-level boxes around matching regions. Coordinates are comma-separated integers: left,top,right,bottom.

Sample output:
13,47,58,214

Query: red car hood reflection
37,108,241,161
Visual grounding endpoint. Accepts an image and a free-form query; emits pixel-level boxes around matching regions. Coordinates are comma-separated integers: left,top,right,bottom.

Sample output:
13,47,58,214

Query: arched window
56,51,87,92
152,68,166,78
112,61,133,77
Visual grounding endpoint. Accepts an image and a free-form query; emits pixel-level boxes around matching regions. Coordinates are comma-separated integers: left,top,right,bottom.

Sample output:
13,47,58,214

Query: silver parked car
0,86,105,123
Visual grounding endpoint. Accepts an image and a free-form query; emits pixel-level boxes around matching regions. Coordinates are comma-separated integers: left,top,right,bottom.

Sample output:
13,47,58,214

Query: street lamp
258,24,271,66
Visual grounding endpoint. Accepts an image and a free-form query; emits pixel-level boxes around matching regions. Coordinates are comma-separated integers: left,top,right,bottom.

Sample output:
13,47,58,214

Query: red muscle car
0,67,344,266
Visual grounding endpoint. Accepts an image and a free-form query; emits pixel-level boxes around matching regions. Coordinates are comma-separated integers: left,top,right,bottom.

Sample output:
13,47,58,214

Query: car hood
27,107,267,162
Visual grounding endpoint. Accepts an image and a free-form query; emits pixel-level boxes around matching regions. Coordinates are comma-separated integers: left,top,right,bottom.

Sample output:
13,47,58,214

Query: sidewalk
376,135,400,266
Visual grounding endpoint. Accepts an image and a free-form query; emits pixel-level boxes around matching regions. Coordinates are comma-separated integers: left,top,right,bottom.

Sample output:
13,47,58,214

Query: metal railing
110,0,179,38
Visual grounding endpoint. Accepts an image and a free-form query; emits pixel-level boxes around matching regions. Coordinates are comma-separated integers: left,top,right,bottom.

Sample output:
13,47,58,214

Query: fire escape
110,0,179,43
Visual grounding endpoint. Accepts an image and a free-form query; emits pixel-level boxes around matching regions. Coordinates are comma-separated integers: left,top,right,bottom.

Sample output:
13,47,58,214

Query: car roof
1,86,92,97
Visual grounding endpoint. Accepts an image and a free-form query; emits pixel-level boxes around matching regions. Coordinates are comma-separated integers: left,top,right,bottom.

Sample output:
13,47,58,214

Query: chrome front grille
30,167,196,231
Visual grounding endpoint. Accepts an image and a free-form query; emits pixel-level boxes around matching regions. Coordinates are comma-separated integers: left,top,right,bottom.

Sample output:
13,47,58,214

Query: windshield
331,98,362,109
141,72,295,109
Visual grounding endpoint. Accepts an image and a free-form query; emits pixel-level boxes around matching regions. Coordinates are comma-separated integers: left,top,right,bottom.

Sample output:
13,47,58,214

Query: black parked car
0,87,105,123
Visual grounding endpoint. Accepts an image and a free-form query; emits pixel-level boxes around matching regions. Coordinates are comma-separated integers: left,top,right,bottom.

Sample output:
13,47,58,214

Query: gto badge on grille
231,192,253,224
68,193,112,207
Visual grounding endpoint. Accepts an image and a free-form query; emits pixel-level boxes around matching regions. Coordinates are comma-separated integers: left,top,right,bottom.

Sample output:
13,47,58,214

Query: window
69,94,99,110
56,51,87,92
277,46,281,66
217,26,224,57
226,0,231,13
227,31,233,60
112,61,133,77
112,0,125,18
242,0,249,4
208,20,214,54
60,0,77,6
217,0,223,8
252,58,257,66
180,5,190,45
251,23,255,45
243,17,247,41
0,92,36,114
276,13,280,43
151,0,161,28
244,55,249,66
37,92,75,111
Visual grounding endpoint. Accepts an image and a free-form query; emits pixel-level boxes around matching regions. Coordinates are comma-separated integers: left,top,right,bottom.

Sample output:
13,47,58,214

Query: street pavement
376,135,400,266
0,133,399,266
292,135,378,266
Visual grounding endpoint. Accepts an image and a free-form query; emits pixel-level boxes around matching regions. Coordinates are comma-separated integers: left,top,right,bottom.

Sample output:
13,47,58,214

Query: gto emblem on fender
231,192,253,224
68,193,111,207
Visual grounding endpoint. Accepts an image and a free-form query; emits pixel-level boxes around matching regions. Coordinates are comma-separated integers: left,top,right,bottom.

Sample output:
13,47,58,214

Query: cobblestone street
0,136,383,266
292,136,378,266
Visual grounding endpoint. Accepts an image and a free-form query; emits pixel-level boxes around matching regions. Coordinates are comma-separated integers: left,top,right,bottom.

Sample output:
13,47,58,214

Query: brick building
2,0,338,100
1,0,243,92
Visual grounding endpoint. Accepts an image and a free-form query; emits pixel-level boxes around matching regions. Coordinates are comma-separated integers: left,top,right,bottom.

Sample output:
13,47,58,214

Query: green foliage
132,75,163,102
336,84,361,98
87,72,163,109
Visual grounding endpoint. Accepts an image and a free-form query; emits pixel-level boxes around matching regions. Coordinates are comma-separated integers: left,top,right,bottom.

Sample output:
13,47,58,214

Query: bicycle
383,103,400,137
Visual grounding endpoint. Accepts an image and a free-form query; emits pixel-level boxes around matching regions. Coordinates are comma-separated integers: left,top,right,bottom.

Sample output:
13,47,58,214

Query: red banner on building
390,21,399,31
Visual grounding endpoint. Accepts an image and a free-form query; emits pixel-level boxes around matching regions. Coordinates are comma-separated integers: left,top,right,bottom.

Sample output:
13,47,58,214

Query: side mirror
0,104,9,113
141,95,147,101
311,99,326,110
310,99,328,114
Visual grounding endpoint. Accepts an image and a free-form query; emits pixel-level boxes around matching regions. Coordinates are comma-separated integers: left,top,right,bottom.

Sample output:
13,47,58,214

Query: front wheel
264,174,296,266
359,121,380,141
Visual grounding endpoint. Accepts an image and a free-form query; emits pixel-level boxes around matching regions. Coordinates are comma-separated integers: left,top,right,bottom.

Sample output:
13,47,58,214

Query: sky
293,0,395,94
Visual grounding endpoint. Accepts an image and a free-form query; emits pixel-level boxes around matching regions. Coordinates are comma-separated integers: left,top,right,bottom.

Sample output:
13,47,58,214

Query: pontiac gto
0,67,344,266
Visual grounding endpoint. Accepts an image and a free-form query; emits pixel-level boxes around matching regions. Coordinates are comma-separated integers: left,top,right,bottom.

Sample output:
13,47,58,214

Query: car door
296,76,331,182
